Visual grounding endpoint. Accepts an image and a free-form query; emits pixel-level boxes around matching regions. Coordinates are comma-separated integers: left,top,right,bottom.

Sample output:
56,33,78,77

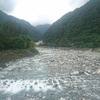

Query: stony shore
0,47,100,100
0,49,38,69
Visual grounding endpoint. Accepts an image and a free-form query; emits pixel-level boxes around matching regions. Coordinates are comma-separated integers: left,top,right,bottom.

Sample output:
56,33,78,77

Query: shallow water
0,47,100,100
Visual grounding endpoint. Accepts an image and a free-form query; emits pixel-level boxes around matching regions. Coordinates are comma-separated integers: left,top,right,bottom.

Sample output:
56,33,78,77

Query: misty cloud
0,0,16,13
0,0,90,25
69,0,89,10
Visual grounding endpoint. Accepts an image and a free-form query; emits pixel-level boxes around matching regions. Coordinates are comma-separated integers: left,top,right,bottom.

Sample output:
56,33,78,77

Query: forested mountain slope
43,0,100,48
36,24,50,34
0,10,41,50
0,10,41,41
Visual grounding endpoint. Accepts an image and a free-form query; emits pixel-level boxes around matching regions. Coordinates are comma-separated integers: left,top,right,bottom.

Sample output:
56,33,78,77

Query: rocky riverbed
0,47,100,100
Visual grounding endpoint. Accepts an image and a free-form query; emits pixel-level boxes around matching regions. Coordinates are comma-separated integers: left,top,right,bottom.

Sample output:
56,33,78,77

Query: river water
0,47,100,100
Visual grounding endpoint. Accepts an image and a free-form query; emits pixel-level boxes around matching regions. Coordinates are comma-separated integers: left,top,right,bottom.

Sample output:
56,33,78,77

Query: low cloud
0,0,90,25
69,0,89,10
0,0,16,13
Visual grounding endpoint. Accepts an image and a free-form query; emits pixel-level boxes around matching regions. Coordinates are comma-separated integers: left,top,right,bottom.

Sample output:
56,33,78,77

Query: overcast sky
0,0,89,26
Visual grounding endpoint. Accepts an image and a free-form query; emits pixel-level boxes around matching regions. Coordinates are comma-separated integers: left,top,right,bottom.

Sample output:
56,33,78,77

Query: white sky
0,0,89,26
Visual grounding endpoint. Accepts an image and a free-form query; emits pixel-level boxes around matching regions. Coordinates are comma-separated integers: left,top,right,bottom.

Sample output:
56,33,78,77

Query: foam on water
0,78,63,94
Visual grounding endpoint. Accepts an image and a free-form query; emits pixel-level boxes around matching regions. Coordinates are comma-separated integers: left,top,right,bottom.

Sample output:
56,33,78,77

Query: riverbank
41,46,100,52
0,48,38,69
0,47,100,100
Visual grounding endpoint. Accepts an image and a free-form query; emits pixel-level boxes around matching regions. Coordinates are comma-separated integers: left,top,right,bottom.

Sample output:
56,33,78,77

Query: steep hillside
0,10,41,41
43,0,100,48
36,24,50,34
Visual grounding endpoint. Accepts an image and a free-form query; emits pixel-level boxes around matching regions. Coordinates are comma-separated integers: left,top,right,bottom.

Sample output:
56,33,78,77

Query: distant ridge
36,24,50,34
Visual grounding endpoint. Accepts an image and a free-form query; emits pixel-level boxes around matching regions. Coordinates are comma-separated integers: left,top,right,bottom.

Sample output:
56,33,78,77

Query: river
0,47,100,100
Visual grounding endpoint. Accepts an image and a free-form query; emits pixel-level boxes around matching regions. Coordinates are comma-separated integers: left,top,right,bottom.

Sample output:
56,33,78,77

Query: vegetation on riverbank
0,26,38,69
0,26,33,50
0,23,39,68
0,48,38,69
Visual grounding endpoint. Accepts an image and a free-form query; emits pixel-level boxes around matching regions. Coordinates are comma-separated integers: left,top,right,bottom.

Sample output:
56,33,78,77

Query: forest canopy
0,21,32,50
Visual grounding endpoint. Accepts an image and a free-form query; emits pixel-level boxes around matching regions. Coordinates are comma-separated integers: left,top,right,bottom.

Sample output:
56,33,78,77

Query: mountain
36,24,50,34
43,0,100,48
0,10,41,41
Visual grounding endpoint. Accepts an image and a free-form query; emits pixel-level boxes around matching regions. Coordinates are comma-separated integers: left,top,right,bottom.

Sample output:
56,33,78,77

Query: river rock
70,71,79,75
